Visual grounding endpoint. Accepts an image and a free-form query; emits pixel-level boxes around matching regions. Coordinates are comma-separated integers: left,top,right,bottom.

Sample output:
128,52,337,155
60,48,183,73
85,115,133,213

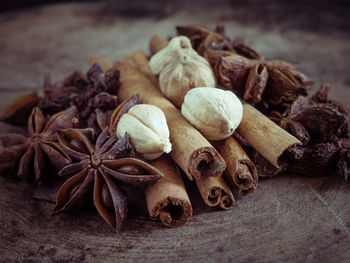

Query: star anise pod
215,54,259,93
243,63,269,104
292,85,348,143
176,24,313,113
39,63,119,128
53,128,163,231
215,54,313,109
263,60,314,106
253,85,350,180
0,106,77,182
39,71,87,114
269,111,310,145
176,24,261,66
337,138,350,180
0,91,41,126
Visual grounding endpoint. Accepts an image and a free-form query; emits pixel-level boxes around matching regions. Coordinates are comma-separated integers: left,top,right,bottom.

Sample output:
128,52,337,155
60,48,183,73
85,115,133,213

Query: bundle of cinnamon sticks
86,31,306,228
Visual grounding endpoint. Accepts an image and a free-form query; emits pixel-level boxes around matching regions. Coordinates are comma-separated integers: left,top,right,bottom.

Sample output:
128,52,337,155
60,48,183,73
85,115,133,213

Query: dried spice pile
0,64,164,231
176,25,349,180
0,24,349,233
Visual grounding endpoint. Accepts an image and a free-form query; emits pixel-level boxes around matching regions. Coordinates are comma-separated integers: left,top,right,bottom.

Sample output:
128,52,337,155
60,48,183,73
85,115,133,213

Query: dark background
1,0,350,36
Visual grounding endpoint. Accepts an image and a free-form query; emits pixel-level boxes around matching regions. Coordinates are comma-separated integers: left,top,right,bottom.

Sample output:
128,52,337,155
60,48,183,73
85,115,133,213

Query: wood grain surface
0,1,349,262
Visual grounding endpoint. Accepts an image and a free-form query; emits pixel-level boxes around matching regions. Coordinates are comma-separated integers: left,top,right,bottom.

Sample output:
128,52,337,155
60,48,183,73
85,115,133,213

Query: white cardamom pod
181,87,243,141
116,104,172,160
149,36,216,107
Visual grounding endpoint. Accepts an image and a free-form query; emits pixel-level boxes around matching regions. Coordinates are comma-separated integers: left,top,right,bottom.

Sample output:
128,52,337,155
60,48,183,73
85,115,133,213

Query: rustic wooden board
0,1,349,262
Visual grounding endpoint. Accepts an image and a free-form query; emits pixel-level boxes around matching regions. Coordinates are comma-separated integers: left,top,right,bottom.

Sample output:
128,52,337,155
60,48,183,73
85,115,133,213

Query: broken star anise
53,128,163,231
269,111,310,145
263,60,313,106
177,25,313,113
176,24,261,66
0,106,77,182
39,63,119,128
252,84,350,180
0,91,41,126
215,54,313,112
337,138,350,180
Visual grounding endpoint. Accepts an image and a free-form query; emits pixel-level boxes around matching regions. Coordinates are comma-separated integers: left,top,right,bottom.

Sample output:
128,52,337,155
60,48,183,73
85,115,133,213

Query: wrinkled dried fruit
149,36,216,107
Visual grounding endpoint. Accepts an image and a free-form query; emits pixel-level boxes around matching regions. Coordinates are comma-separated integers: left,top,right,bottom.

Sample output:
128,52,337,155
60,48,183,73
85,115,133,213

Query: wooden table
0,1,349,262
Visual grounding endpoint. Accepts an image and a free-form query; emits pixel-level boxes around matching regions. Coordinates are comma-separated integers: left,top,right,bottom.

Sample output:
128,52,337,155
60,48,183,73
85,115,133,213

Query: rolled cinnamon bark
195,176,235,209
237,103,302,168
115,56,226,181
149,35,169,55
86,51,232,209
146,155,192,227
212,137,258,196
148,34,301,170
126,51,158,86
128,50,235,209
147,35,235,207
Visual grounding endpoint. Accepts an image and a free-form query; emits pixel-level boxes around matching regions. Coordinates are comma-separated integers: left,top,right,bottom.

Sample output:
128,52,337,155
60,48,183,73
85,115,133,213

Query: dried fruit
149,36,216,107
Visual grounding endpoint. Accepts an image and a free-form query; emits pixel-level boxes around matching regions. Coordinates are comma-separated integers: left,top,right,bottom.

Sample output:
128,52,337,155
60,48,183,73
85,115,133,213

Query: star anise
292,85,348,143
252,85,350,180
337,138,350,180
243,63,269,104
251,143,338,178
53,128,163,231
39,63,119,128
215,54,313,111
176,24,261,66
0,91,41,126
177,24,313,112
0,106,77,182
215,54,259,94
263,60,314,106
269,111,310,145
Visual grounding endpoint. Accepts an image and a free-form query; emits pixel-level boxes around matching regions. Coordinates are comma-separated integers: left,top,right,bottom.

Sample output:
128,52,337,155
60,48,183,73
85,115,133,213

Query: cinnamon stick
86,51,233,209
212,137,258,196
237,103,302,168
126,51,158,86
147,36,235,208
146,155,192,227
115,56,226,181
148,34,301,170
195,176,235,209
148,34,299,170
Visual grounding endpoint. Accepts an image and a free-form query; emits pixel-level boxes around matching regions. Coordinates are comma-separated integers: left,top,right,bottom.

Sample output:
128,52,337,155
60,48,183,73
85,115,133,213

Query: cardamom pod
116,104,172,160
181,87,243,141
